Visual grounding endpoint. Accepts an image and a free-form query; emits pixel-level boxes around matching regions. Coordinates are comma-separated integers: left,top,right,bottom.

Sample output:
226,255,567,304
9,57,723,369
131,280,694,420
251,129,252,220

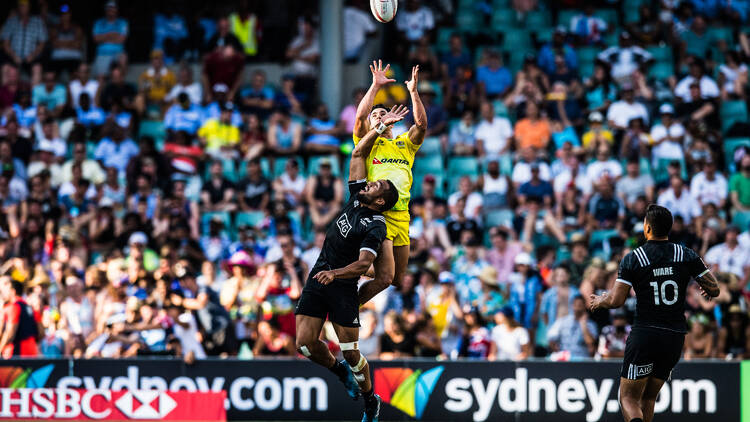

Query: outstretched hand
382,104,410,126
405,65,420,93
370,60,395,87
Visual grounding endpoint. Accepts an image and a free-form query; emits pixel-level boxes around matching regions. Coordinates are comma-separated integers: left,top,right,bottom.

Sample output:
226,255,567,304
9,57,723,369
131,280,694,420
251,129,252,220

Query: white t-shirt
656,188,701,223
279,172,306,205
448,191,484,219
705,243,750,278
512,161,551,185
344,7,375,56
690,171,728,206
606,100,649,128
288,35,320,77
719,64,748,94
165,82,203,104
586,159,623,182
68,79,99,107
173,312,207,359
475,117,513,156
491,324,529,361
650,122,685,163
396,6,435,42
674,75,720,102
554,170,593,195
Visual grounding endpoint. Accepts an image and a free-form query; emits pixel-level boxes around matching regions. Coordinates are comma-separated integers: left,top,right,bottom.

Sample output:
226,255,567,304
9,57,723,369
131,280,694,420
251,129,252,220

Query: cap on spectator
478,266,499,286
588,111,604,123
150,49,164,59
105,0,117,9
228,250,253,267
423,174,436,184
220,102,234,112
514,252,535,266
99,197,114,208
466,236,482,247
659,104,675,115
438,271,455,284
212,83,229,93
318,158,332,169
500,305,514,319
570,232,587,245
128,231,148,245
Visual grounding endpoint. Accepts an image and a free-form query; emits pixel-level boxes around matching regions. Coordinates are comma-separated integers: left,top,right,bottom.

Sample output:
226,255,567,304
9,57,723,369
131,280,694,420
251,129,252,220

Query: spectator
452,236,489,304
596,310,631,359
238,70,275,118
718,51,748,100
267,109,302,155
339,88,366,134
32,70,66,115
165,65,202,105
0,276,38,358
606,84,648,131
229,0,261,58
474,101,512,159
675,81,719,129
648,104,685,165
198,102,241,158
445,64,478,117
0,65,28,110
582,111,614,153
547,295,597,359
570,5,608,45
408,36,440,81
456,308,492,359
285,17,320,101
203,44,244,101
201,161,236,212
99,65,136,112
396,0,435,45
201,84,242,127
153,8,189,63
512,147,551,186
138,49,176,110
684,313,714,360
304,159,343,229
257,255,304,337
476,50,513,99
586,144,623,183
716,305,750,359
253,318,296,356
61,142,105,185
513,102,550,152
537,27,578,76
705,226,750,285
597,31,652,82
272,159,306,211
508,252,544,330
518,162,554,209
238,159,271,212
1,0,48,82
93,125,139,174
478,158,511,210
657,175,701,224
540,265,579,328
49,4,84,74
730,155,750,212
448,176,483,220
674,58,720,103
380,311,416,359
34,118,66,159
440,33,471,79
690,158,728,208
75,93,106,131
204,16,242,53
343,0,376,61
304,103,341,154
91,1,128,76
448,110,476,156
616,157,655,207
404,82,446,137
490,305,530,361
68,63,99,108
680,15,718,61
583,63,617,116
164,93,203,137
274,75,304,116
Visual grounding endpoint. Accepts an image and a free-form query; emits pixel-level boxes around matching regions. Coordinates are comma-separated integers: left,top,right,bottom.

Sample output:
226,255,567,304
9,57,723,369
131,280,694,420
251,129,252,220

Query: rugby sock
362,388,376,403
329,360,349,379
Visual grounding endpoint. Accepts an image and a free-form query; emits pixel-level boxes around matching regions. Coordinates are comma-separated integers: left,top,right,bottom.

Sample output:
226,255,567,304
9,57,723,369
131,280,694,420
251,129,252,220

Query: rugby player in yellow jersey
354,60,427,304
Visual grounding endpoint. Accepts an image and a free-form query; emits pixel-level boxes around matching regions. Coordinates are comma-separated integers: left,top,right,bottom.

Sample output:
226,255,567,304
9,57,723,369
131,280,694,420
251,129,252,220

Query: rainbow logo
373,366,444,419
0,364,54,388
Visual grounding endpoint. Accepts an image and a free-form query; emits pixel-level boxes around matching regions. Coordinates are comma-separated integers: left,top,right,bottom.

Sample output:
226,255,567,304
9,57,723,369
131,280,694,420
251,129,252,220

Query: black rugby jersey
617,240,709,333
307,180,387,285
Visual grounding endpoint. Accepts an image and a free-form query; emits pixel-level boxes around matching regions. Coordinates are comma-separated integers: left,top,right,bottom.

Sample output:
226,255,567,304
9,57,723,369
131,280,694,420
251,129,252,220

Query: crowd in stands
0,0,749,362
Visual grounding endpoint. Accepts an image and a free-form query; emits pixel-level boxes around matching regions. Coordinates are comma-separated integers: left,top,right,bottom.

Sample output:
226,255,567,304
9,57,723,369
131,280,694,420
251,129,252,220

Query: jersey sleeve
348,179,367,198
360,217,387,257
616,252,636,287
683,247,710,278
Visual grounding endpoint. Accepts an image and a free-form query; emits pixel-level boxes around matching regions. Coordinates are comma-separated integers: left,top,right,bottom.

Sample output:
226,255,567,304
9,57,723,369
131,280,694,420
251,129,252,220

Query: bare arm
354,60,395,138
694,270,720,298
350,104,409,180
406,66,427,145
312,250,377,285
589,280,631,311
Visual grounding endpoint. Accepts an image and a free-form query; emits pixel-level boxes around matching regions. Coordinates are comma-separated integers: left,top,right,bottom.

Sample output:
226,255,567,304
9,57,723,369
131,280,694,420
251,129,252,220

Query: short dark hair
645,204,673,237
379,180,399,211
371,104,388,113
10,280,23,296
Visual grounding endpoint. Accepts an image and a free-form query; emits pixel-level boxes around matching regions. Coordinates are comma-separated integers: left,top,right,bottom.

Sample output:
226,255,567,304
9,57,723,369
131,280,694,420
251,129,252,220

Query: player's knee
342,350,361,367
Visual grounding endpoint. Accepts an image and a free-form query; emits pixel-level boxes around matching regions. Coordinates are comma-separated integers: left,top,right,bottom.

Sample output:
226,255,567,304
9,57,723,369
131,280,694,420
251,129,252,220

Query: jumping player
589,205,720,422
295,105,409,422
354,60,427,305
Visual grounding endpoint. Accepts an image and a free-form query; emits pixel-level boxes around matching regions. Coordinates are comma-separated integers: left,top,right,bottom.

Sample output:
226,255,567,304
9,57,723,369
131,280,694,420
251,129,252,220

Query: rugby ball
370,0,398,23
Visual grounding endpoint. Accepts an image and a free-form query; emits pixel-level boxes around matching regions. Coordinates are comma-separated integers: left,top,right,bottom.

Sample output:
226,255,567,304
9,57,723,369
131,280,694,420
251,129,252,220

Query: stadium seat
492,0,510,7
235,211,265,229
447,174,478,193
308,155,341,177
647,46,672,63
732,211,750,232
237,158,272,180
502,30,532,51
593,8,619,27
648,62,674,81
557,10,581,27
720,101,749,133
579,61,595,79
493,100,509,117
491,9,516,29
484,209,514,229
524,10,551,27
623,7,640,24
653,158,688,183
534,27,555,44
577,47,599,64
273,157,305,178
724,138,750,170
447,156,480,176
418,137,442,156
413,155,443,175
707,27,734,44
590,229,619,249
456,10,481,33
138,120,166,145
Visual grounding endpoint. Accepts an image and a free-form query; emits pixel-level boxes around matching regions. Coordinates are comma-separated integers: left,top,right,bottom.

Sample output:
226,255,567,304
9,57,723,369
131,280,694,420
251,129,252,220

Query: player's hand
698,286,713,300
405,65,420,93
313,270,335,285
382,104,409,126
370,60,395,87
589,294,604,312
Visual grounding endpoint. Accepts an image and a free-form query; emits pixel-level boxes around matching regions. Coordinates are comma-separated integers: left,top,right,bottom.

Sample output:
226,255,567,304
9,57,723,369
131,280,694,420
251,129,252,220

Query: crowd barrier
0,358,745,421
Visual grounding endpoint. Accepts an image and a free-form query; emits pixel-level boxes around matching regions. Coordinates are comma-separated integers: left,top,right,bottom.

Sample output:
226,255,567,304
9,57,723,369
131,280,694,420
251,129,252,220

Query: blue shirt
537,43,578,75
476,65,512,97
239,85,275,101
306,118,340,147
440,50,472,78
76,106,106,127
540,285,580,327
452,258,489,305
508,274,543,329
153,14,188,48
201,102,243,127
93,18,128,56
11,104,37,128
547,314,598,358
551,126,581,148
93,137,139,173
32,84,67,109
164,103,202,134
519,180,553,202
112,111,132,129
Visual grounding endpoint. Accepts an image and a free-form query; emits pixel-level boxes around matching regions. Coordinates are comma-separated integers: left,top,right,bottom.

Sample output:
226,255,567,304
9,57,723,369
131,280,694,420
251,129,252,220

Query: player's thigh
295,314,325,345
619,377,648,402
327,282,362,328
392,244,410,285
373,238,395,282
642,376,666,402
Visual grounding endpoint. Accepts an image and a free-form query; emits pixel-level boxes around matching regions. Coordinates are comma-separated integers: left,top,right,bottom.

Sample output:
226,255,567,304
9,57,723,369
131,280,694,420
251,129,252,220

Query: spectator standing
597,31,652,83
304,103,341,154
547,295,597,359
49,4,84,74
657,175,701,224
343,0,376,61
91,1,128,76
229,0,261,59
489,306,530,361
203,44,244,102
690,158,728,208
165,65,202,105
704,226,750,286
508,252,543,331
570,5,608,45
1,0,48,82
204,16,242,53
68,63,99,108
153,9,189,63
285,17,320,103
730,155,750,212
0,277,38,358
537,27,578,76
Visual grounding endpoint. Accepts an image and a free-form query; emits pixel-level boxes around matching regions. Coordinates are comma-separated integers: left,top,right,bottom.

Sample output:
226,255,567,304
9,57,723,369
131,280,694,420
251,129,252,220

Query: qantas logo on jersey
372,158,409,165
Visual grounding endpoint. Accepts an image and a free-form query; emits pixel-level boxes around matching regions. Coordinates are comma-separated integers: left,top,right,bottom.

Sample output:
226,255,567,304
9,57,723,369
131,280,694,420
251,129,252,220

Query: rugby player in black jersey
294,105,409,422
590,204,720,422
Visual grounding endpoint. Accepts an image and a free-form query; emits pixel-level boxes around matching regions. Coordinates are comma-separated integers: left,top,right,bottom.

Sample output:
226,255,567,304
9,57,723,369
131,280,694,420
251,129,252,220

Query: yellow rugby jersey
352,131,420,212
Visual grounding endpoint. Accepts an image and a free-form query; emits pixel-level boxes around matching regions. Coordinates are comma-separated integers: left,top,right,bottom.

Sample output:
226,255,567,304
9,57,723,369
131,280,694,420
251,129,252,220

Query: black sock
630,418,643,422
362,388,376,403
329,360,348,379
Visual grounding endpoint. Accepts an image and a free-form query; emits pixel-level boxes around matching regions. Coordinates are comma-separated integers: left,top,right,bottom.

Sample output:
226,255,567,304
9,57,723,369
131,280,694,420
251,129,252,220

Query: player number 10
649,280,678,305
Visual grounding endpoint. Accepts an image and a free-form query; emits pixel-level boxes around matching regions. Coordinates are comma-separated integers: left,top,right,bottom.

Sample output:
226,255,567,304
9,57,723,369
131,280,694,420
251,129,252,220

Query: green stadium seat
525,10,551,27
484,209,515,229
720,101,749,133
653,158,688,184
590,229,620,249
492,0,510,7
557,10,581,27
308,155,341,177
493,100,509,117
235,211,265,229
273,157,305,178
502,30,532,51
492,9,516,29
593,8,619,28
456,10,481,32
707,27,734,44
647,46,672,63
724,138,750,170
447,156,480,176
447,174,478,193
624,7,640,24
732,211,750,232
413,155,443,175
579,61,596,79
534,27,555,44
418,137,442,156
648,62,674,81
138,120,166,146
577,46,600,64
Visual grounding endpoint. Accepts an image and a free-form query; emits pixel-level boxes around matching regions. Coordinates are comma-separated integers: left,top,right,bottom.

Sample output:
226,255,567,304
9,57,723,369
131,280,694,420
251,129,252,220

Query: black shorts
294,279,360,328
621,326,685,381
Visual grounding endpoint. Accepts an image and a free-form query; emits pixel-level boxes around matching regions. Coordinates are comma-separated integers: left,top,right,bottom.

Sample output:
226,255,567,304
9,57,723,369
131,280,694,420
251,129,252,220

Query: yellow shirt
198,119,240,151
582,129,614,149
353,131,419,212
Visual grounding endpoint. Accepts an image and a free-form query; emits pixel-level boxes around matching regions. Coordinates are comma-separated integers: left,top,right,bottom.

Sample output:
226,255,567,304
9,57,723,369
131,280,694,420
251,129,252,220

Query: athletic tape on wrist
375,122,387,134
339,341,358,351
299,345,311,357
351,354,367,372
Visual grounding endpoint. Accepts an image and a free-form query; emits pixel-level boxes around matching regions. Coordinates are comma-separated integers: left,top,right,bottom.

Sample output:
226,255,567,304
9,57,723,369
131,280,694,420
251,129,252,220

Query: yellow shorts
383,209,410,247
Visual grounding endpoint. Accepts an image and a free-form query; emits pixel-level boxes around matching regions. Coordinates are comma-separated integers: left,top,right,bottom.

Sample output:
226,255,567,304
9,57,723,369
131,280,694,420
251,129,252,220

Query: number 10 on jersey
649,280,678,305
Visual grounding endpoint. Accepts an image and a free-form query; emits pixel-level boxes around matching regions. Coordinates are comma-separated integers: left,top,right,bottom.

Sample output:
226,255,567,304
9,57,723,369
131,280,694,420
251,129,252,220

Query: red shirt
2,300,39,358
203,52,244,90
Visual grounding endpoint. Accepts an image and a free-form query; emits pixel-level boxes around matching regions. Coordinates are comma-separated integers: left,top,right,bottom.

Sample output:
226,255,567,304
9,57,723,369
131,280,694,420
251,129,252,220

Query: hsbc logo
115,391,177,419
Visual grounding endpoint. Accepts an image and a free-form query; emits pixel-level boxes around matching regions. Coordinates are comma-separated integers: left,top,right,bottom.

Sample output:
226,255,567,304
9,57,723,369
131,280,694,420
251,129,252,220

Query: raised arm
406,65,427,145
349,104,409,180
354,60,396,138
